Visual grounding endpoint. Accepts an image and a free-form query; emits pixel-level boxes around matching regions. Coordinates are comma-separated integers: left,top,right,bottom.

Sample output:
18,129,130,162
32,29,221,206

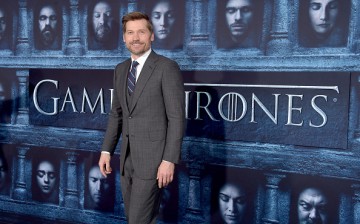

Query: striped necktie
127,60,139,95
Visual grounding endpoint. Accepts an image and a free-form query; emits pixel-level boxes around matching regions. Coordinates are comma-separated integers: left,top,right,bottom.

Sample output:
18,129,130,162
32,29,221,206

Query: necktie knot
132,60,139,68
128,61,139,95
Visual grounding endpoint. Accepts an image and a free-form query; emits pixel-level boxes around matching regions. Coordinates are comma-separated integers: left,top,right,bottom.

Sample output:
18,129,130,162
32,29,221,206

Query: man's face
88,166,110,205
0,8,6,42
92,1,113,42
123,19,154,59
38,5,58,46
0,158,7,190
36,161,56,194
298,188,329,224
218,183,247,224
151,0,176,41
225,0,254,42
308,0,339,36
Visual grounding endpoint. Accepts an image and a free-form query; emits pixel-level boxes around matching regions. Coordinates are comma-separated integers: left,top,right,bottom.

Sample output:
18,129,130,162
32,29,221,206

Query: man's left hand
157,160,175,188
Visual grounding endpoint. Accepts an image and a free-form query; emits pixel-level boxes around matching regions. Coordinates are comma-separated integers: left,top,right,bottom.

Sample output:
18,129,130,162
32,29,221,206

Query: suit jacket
101,50,185,180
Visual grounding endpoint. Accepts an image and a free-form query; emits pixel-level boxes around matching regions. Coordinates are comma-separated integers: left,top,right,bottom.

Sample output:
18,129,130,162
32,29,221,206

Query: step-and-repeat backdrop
1,0,360,223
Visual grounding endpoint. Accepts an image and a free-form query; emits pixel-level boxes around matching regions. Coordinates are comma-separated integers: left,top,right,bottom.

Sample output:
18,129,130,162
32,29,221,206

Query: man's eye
0,19,5,25
50,15,57,21
310,3,321,10
104,12,112,17
300,202,311,211
39,16,47,21
94,13,100,18
226,8,236,14
241,7,252,13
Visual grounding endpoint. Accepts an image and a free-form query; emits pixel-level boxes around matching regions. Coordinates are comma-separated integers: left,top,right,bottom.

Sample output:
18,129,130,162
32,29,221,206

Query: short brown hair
122,11,153,34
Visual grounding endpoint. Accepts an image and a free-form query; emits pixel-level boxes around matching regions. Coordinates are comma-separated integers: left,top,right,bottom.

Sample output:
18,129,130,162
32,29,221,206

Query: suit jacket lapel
120,59,131,113
129,51,158,113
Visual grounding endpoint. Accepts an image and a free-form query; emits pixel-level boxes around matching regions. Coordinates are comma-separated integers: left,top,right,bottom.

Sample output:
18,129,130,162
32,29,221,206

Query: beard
40,26,56,46
94,24,111,42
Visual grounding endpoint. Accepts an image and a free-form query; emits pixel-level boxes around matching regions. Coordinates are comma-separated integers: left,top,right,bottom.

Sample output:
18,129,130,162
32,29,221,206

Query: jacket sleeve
161,60,185,164
101,64,123,156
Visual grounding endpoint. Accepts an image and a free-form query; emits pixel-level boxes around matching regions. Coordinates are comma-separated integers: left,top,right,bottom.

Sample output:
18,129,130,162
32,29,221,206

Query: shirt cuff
101,151,111,155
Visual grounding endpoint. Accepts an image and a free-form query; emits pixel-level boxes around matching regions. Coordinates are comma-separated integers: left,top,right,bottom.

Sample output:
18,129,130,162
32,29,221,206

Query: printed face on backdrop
38,5,58,47
308,0,339,37
298,187,329,224
0,156,7,191
36,160,57,195
151,0,176,41
123,19,154,59
218,183,247,224
88,166,110,205
225,0,254,43
92,1,114,43
0,8,6,42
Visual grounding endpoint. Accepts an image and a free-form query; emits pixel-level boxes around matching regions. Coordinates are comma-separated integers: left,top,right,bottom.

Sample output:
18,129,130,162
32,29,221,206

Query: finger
158,177,163,188
105,162,112,173
99,162,107,177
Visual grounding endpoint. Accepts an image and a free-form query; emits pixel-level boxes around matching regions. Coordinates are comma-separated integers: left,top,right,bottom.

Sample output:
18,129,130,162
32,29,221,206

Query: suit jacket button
129,116,132,119
126,134,129,137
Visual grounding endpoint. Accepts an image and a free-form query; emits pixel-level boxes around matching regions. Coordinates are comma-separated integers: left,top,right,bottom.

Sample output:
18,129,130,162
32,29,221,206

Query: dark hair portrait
85,157,115,212
211,167,255,224
298,0,350,48
290,177,339,224
0,1,12,50
88,0,119,50
32,152,59,204
145,0,184,50
34,0,62,50
217,0,263,49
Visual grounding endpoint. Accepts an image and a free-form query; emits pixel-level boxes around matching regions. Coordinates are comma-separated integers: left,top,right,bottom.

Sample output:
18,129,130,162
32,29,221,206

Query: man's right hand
98,152,112,177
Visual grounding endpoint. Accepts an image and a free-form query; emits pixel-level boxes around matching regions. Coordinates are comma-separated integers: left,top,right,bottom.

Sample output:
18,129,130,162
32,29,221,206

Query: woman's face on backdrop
218,183,247,224
36,161,56,195
308,0,339,36
151,0,176,41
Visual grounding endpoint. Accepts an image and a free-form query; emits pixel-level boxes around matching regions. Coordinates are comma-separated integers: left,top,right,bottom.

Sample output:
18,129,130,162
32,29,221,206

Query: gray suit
101,50,185,223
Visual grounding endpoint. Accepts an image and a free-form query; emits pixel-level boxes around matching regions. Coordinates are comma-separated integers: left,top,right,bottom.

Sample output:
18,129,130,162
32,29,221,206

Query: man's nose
309,208,319,220
95,181,100,191
235,9,242,21
45,18,50,25
99,15,105,25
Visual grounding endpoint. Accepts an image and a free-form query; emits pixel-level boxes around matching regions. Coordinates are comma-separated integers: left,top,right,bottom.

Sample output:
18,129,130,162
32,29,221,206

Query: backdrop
0,0,359,223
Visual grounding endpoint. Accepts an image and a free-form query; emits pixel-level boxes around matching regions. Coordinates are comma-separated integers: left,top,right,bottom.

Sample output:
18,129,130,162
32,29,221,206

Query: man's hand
98,152,112,177
157,160,175,188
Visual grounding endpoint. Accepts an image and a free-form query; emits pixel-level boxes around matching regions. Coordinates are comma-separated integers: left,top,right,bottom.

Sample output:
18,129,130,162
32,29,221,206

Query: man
36,1,60,50
218,0,258,49
87,165,114,211
98,11,185,224
297,187,329,224
89,0,117,50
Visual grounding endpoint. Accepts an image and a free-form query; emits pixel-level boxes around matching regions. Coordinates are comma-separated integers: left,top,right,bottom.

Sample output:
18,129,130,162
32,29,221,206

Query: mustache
41,25,55,33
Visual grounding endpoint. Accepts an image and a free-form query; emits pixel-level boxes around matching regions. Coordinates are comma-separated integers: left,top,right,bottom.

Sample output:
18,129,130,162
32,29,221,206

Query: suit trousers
120,145,162,224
